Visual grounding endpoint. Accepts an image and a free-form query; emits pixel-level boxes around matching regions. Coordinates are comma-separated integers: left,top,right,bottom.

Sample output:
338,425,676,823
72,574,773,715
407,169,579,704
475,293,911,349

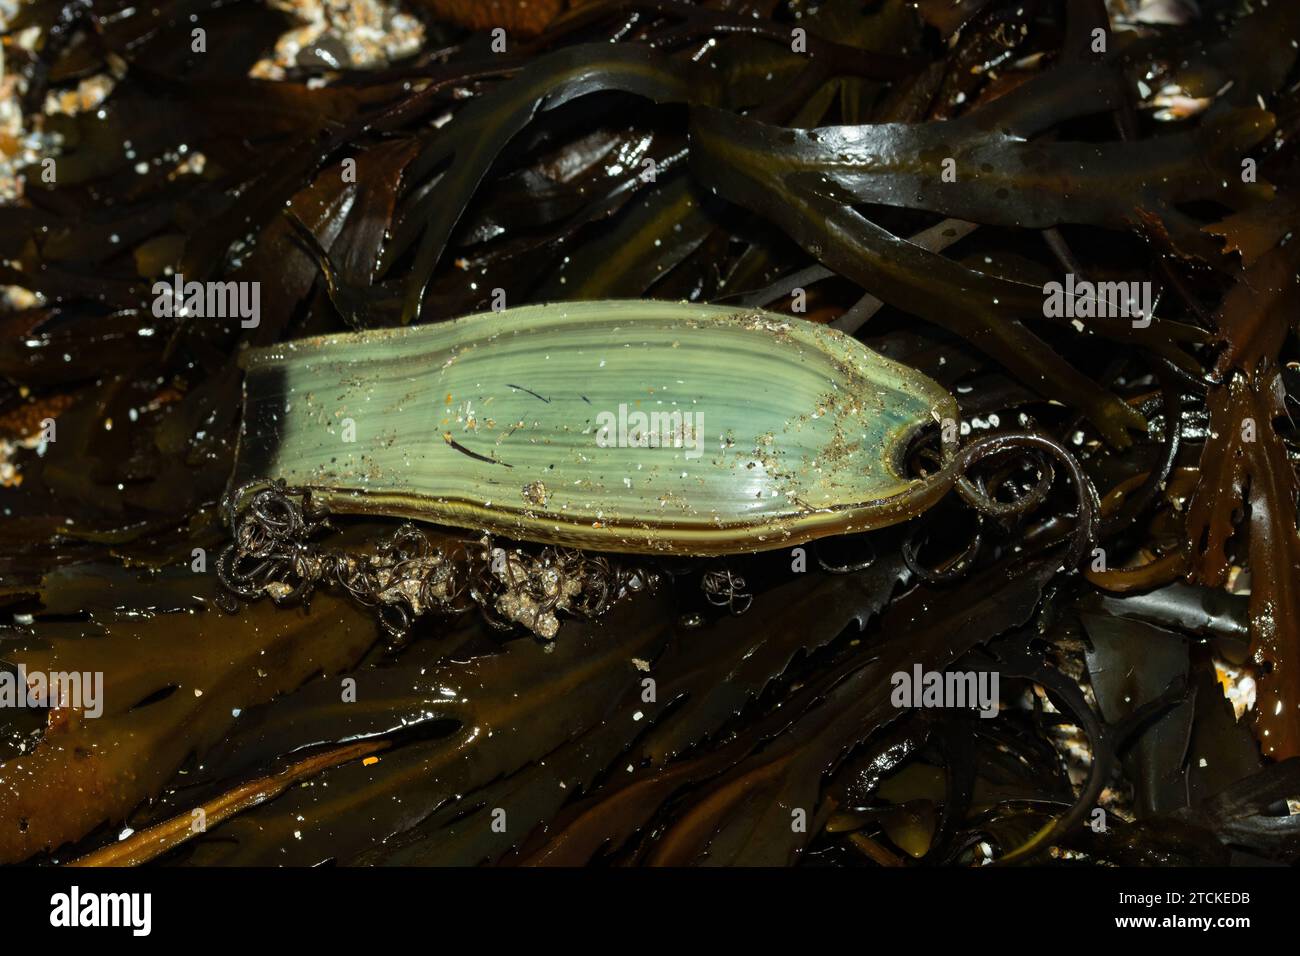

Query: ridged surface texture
231,300,958,554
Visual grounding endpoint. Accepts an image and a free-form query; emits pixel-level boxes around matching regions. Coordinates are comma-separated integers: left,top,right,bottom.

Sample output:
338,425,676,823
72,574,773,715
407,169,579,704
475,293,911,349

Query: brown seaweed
0,0,1298,871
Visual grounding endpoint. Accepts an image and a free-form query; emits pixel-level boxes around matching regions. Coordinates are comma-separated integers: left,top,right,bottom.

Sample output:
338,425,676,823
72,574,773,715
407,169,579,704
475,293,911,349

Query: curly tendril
931,430,1101,576
216,480,657,643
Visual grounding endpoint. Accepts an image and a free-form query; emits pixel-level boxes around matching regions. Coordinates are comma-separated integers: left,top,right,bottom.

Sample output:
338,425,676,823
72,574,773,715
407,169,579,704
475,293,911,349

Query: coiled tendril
894,429,1100,584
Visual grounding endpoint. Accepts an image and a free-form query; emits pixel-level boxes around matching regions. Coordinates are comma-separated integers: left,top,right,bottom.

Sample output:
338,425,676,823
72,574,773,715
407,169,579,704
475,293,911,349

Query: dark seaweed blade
1082,612,1194,817
1184,663,1263,807
379,43,723,323
0,567,378,863
536,174,719,299
1210,231,1300,379
736,104,1273,241
176,593,673,865
1185,374,1300,760
174,559,907,866
1173,759,1300,860
637,553,907,766
498,551,1059,867
638,552,1062,866
445,559,914,866
689,105,1147,448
